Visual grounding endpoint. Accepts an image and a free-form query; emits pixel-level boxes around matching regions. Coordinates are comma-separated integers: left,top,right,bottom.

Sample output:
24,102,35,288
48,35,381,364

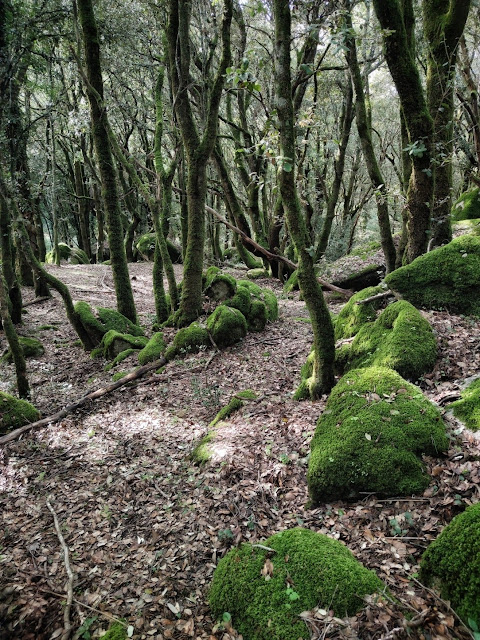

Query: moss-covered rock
419,503,480,626
336,300,437,380
165,322,210,360
101,331,148,359
0,392,40,434
225,286,252,318
137,332,166,365
451,187,480,222
207,306,247,348
45,242,71,263
136,232,182,263
293,348,315,401
75,302,144,348
70,247,90,264
247,268,268,279
3,336,45,364
105,348,136,372
385,235,480,316
453,218,480,237
307,367,448,503
332,263,385,291
237,280,278,324
450,378,480,431
99,622,127,640
204,267,237,302
209,528,384,640
334,285,385,341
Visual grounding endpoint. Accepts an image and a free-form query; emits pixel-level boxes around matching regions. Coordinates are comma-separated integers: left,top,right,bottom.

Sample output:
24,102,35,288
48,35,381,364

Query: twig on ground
22,296,52,307
46,497,74,640
39,587,126,627
356,290,395,305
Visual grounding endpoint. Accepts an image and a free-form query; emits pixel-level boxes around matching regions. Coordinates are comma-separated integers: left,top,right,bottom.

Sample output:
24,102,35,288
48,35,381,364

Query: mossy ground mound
3,336,44,362
336,300,437,380
75,302,144,348
451,187,480,221
419,502,480,626
385,235,480,316
209,528,384,640
137,332,166,365
307,367,448,503
45,243,89,264
207,306,247,348
0,392,40,435
450,378,480,431
334,285,385,341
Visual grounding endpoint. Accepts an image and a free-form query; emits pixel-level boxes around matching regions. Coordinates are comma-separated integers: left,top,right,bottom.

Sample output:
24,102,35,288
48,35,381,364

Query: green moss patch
207,306,247,348
3,336,45,363
419,502,480,626
165,322,210,360
247,268,268,279
385,235,480,316
451,187,480,221
334,285,385,341
45,242,71,263
209,528,384,640
450,378,480,431
307,367,448,503
101,331,148,360
138,332,166,365
293,349,315,401
99,622,127,640
0,392,40,435
336,300,437,380
75,302,144,349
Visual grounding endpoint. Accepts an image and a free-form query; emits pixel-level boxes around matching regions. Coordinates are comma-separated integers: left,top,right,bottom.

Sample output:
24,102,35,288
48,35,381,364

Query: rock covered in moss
209,528,384,640
2,336,44,363
165,322,210,360
332,263,385,291
225,286,252,318
207,306,247,348
105,348,136,372
0,392,40,434
336,300,437,380
136,232,182,263
101,331,148,359
75,302,144,348
69,247,90,264
204,266,237,302
236,280,278,330
247,268,268,279
293,349,315,401
137,332,166,365
45,242,72,263
385,235,480,316
308,367,448,503
450,378,480,431
99,622,127,640
334,285,385,341
451,187,480,221
419,503,480,626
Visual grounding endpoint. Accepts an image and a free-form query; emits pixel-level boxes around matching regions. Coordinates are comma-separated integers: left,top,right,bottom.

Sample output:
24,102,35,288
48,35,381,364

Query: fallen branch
22,296,52,307
46,497,74,640
0,356,167,444
38,587,126,627
355,289,395,305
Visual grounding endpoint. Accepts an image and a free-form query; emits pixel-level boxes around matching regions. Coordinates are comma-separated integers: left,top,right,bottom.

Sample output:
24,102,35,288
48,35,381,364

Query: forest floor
0,261,479,640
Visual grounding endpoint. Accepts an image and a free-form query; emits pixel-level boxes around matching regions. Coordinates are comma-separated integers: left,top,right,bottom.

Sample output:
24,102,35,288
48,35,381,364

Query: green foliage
451,187,480,222
334,285,384,341
207,306,247,348
419,503,480,626
450,378,480,431
336,300,437,380
0,392,40,435
2,336,44,362
137,332,166,365
209,528,384,640
385,236,480,316
307,367,448,503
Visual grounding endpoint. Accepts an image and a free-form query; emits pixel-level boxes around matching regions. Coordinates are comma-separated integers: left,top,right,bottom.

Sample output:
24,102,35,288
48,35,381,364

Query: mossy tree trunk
344,6,396,273
273,0,335,398
0,191,22,324
372,0,434,263
166,0,233,327
74,160,92,260
76,0,137,323
423,0,471,247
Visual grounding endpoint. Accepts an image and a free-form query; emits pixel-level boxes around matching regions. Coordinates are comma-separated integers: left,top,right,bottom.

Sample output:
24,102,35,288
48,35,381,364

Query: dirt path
0,262,479,639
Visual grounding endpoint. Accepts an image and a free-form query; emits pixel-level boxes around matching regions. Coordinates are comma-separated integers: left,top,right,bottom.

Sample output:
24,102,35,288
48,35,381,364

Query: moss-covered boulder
385,235,480,316
237,280,278,328
137,332,166,365
204,267,237,302
70,247,90,264
308,367,448,503
209,528,384,640
207,306,247,348
45,242,71,263
451,187,480,221
75,302,144,348
136,232,182,263
293,349,315,401
0,392,40,435
165,322,210,360
225,286,252,318
450,378,480,431
336,300,437,380
101,331,148,359
419,503,480,626
3,336,44,363
332,263,385,291
247,268,268,279
334,285,385,341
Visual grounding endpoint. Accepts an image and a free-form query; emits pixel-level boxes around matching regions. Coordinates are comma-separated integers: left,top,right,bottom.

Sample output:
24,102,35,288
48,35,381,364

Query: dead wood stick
38,587,126,627
0,356,168,444
203,203,352,297
22,296,52,307
46,497,74,640
355,290,395,305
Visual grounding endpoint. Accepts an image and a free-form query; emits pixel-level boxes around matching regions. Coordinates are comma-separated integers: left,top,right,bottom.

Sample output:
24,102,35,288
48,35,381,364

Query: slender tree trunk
76,0,137,323
0,268,29,398
74,160,91,259
273,0,335,398
0,192,22,323
344,6,396,272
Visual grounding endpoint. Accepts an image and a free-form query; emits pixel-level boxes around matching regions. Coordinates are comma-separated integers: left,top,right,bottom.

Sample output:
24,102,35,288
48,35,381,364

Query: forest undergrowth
1,262,479,640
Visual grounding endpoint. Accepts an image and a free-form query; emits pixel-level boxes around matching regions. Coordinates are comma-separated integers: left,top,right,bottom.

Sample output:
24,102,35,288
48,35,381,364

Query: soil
0,261,479,640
